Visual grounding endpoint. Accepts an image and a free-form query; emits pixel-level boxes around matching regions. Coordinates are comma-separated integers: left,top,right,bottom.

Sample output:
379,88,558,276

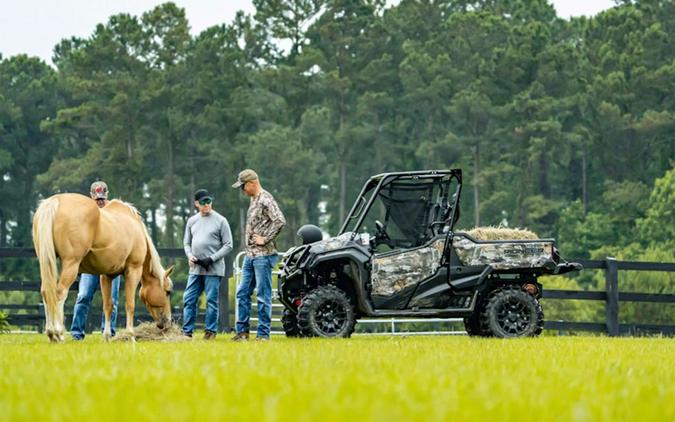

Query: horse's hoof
47,330,65,343
103,333,112,342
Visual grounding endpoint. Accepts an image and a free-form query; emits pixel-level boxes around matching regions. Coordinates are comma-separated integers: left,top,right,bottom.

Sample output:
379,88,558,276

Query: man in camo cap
70,180,122,340
90,180,109,206
231,169,286,341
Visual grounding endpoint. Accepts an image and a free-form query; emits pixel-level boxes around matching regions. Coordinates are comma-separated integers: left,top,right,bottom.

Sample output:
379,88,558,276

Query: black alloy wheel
297,285,356,338
481,285,544,338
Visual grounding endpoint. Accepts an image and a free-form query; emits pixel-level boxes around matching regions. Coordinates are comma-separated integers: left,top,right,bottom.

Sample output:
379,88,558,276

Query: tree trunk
539,154,550,198
374,116,383,174
307,184,320,225
296,198,308,238
517,191,526,228
189,149,195,212
239,202,246,250
150,208,158,245
17,175,33,247
582,144,588,216
165,137,175,248
0,214,5,247
339,161,347,225
473,143,480,227
127,114,134,161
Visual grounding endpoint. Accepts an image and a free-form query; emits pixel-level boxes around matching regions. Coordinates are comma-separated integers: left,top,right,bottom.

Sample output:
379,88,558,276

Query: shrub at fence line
0,311,10,333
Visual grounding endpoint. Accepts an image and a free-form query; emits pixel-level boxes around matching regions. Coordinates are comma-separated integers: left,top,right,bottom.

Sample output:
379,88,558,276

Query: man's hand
252,234,266,246
188,255,197,267
194,257,214,270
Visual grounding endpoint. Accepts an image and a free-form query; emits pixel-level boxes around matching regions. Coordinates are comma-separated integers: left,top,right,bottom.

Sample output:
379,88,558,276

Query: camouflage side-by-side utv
278,169,581,338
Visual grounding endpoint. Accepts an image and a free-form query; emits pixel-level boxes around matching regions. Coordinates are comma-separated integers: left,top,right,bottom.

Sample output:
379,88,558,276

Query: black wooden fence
542,257,675,336
1,249,674,336
0,248,234,334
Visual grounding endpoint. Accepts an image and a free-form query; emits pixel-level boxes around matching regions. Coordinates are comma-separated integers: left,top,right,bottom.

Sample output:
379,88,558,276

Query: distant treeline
0,0,673,265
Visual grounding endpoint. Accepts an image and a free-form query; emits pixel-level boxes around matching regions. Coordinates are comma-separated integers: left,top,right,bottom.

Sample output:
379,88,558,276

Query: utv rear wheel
481,286,544,338
297,285,356,338
281,308,300,337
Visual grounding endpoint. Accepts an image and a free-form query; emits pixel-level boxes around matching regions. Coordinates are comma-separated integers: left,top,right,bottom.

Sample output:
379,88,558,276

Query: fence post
605,257,619,337
218,257,232,333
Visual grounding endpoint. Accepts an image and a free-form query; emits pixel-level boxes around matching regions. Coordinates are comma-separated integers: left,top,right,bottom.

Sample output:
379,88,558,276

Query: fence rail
540,257,675,336
1,248,674,336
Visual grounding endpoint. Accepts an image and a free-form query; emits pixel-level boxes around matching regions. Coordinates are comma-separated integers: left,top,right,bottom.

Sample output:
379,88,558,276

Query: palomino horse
32,193,174,342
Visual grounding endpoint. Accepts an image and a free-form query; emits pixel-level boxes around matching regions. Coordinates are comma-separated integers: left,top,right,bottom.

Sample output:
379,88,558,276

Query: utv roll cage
339,169,462,236
338,169,462,257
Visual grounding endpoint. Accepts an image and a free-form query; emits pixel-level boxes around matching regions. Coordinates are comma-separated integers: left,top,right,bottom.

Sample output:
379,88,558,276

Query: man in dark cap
70,180,122,340
231,169,286,341
182,188,233,340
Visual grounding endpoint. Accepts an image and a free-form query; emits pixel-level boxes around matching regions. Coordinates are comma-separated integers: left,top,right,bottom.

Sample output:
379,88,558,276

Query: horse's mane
109,199,165,283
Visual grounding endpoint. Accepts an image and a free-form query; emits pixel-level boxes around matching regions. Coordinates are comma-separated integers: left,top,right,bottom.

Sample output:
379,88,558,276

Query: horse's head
140,265,174,329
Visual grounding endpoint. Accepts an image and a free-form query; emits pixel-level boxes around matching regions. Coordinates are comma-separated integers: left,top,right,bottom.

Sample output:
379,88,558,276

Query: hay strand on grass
113,322,191,342
466,226,539,241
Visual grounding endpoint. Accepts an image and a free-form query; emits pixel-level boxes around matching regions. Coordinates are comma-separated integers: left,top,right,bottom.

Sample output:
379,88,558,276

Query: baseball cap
90,181,109,199
231,169,258,188
194,189,213,202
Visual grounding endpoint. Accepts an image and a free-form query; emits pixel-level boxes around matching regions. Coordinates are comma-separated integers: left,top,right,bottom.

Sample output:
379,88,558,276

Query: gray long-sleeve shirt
183,210,233,276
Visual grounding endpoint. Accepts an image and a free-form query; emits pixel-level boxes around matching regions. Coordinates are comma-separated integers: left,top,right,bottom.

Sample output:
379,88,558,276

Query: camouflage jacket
245,189,286,257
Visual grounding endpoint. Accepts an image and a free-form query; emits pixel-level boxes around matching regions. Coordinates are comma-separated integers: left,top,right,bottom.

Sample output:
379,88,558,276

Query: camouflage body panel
371,238,446,296
452,236,554,269
309,232,359,254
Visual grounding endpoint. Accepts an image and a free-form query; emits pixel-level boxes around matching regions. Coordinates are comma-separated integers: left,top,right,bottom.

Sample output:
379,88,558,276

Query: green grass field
1,334,673,421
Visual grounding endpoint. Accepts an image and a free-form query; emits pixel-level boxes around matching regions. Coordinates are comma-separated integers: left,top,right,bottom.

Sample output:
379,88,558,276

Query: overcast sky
0,0,616,65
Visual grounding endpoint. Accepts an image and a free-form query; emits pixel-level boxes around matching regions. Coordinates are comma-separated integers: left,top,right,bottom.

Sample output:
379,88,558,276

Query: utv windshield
340,172,460,250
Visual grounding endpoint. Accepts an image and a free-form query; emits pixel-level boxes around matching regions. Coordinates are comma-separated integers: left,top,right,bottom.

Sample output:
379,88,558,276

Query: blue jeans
236,254,278,339
182,274,222,335
70,273,121,340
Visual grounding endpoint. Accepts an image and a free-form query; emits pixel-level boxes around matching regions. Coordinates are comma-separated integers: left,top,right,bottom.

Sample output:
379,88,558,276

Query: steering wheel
375,220,391,243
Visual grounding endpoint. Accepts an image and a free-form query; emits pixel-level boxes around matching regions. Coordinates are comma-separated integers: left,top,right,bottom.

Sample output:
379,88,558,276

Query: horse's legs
100,275,113,342
54,259,80,342
123,266,142,337
40,288,56,342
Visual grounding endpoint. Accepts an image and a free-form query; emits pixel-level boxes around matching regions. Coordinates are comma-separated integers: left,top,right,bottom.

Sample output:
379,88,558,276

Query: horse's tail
32,197,59,306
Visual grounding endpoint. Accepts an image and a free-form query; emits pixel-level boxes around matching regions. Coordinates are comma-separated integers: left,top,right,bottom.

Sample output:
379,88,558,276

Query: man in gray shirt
182,189,233,340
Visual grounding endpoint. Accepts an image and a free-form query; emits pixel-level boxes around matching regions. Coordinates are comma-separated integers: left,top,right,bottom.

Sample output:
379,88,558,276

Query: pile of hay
466,226,539,241
113,322,191,342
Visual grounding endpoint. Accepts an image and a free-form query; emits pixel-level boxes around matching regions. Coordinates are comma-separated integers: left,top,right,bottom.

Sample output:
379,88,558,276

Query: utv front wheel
281,308,301,337
481,286,544,338
297,285,356,338
464,313,490,337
